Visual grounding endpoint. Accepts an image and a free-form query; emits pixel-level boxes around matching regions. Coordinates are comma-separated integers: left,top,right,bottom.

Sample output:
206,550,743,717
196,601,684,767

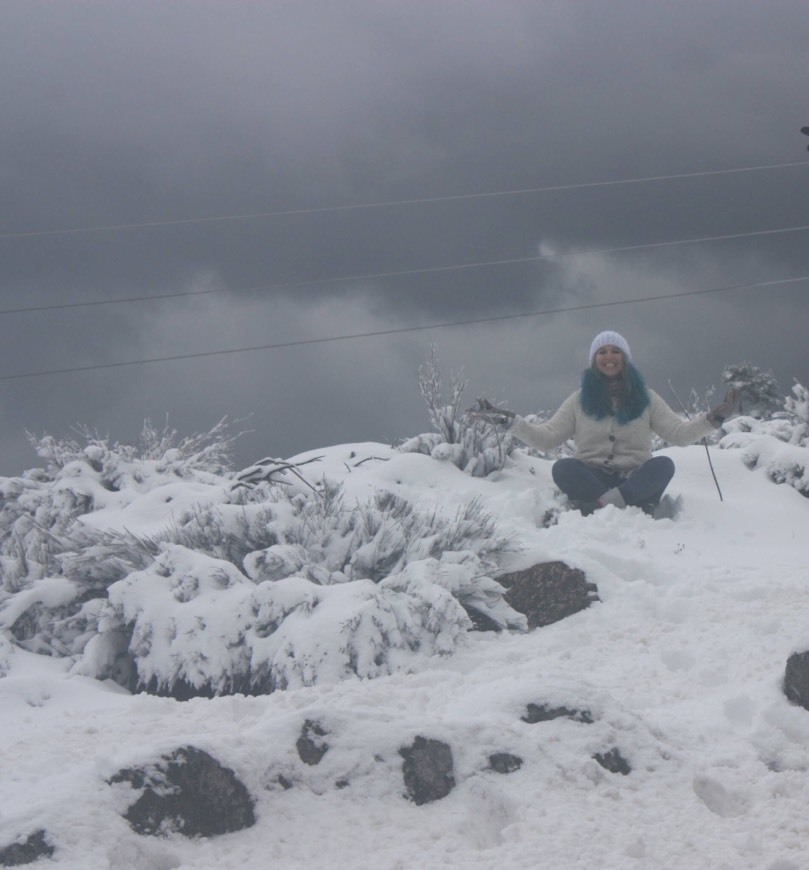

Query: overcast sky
1,0,808,476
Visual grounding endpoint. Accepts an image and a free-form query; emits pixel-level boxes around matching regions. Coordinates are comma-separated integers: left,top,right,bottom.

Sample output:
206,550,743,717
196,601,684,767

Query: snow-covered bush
1,425,523,698
0,419,240,595
736,436,809,497
400,346,518,476
719,380,809,497
72,545,500,697
58,489,520,696
33,416,242,475
722,361,782,419
0,421,242,658
784,380,809,446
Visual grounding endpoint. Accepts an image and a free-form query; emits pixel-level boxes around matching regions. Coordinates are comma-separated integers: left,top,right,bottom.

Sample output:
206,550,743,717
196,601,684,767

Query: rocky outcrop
0,830,54,867
28,691,648,844
399,737,455,805
488,753,523,774
593,748,632,775
297,719,330,766
522,702,594,724
109,746,255,837
497,561,599,629
784,650,809,710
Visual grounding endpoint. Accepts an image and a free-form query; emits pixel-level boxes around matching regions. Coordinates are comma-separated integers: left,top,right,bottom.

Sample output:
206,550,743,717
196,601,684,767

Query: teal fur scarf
580,362,650,423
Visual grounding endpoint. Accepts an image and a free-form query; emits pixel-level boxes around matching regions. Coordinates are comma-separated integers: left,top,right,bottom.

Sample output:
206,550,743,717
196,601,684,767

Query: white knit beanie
588,331,632,365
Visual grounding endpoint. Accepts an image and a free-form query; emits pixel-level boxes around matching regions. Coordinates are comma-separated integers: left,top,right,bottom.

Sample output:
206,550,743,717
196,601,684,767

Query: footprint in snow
692,774,750,818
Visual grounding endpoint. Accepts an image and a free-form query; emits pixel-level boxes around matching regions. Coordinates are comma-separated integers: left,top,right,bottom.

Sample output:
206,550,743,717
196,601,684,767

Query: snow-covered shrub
33,416,242,476
400,346,518,476
722,361,782,419
784,380,809,446
737,436,809,497
73,545,486,696
0,473,77,593
719,381,809,497
687,385,716,417
1,425,523,697
0,420,242,652
63,489,521,697
0,419,241,595
244,487,512,583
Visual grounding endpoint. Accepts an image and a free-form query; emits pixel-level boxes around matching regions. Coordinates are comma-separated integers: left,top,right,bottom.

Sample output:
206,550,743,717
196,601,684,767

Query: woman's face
593,345,625,378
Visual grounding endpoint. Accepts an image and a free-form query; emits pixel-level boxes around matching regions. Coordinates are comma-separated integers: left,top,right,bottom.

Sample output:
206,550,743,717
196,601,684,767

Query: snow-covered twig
233,455,324,495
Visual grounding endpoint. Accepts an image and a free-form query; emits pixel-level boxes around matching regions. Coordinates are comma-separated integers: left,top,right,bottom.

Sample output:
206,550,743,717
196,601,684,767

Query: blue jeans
551,456,675,508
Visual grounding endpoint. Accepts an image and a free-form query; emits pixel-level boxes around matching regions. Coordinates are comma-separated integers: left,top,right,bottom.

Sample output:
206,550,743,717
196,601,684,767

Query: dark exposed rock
399,737,455,805
593,748,632,775
0,830,54,867
109,746,256,837
522,702,594,724
463,605,504,632
9,610,38,644
496,561,599,629
296,719,329,766
488,752,523,774
135,673,270,701
784,651,809,710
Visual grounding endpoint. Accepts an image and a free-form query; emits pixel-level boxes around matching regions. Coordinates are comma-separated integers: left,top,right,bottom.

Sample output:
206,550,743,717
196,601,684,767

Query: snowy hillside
1,426,808,869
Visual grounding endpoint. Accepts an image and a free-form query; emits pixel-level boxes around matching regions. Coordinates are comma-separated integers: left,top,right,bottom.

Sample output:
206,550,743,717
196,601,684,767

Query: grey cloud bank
1,0,807,475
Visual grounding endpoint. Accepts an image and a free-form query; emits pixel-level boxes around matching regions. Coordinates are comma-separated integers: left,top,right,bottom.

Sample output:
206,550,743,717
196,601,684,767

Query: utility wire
2,160,808,241
3,221,809,317
1,274,806,383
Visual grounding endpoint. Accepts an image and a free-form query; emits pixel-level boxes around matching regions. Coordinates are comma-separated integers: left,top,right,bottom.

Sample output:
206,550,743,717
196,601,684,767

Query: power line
1,286,222,316
4,221,809,317
2,160,808,241
1,274,806,383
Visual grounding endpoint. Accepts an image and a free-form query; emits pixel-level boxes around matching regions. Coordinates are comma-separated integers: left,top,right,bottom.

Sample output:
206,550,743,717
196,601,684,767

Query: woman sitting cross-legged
469,330,738,515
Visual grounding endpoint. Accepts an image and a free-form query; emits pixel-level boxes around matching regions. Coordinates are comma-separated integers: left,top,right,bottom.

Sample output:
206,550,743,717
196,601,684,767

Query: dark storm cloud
1,0,808,475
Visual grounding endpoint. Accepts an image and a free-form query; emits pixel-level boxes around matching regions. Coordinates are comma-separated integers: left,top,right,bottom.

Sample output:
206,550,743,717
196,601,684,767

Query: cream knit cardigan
510,388,716,473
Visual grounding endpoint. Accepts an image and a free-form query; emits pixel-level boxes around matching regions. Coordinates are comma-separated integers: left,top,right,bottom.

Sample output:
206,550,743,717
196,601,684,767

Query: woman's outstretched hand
708,388,741,427
465,397,516,426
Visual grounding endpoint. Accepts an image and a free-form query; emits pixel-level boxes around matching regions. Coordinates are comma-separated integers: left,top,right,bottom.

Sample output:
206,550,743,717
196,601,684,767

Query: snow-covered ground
1,440,808,870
